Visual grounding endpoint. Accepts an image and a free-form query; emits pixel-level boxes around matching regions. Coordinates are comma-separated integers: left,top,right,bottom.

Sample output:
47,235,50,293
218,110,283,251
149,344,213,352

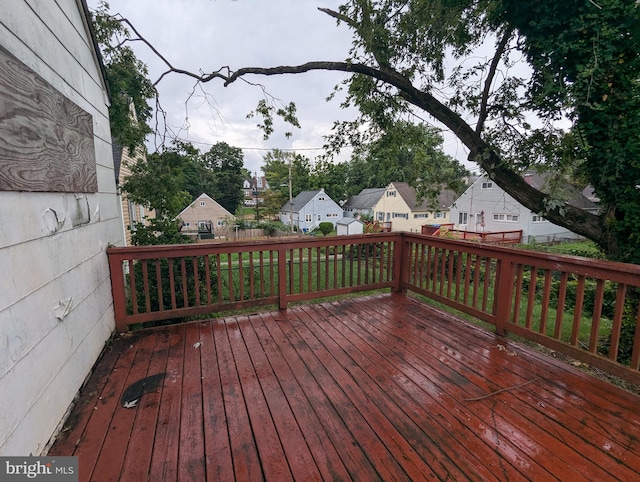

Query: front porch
50,293,640,481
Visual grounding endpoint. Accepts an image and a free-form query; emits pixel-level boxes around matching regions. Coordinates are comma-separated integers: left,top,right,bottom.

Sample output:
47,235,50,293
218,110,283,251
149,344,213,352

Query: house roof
343,188,386,210
392,182,457,211
177,193,234,218
336,218,363,226
521,173,598,210
281,189,337,213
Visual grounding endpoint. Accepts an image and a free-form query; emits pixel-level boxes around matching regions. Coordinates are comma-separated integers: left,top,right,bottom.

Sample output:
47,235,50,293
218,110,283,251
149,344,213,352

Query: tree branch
476,28,514,134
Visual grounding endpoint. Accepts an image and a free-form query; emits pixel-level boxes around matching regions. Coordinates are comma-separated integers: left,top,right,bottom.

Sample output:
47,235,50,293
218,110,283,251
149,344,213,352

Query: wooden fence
108,233,640,383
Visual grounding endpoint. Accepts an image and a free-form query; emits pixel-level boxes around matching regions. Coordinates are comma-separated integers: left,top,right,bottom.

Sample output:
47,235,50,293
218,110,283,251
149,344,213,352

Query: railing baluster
129,259,138,315
525,267,538,329
193,257,200,306
141,260,151,313
571,275,586,346
512,264,524,324
554,272,568,339
631,304,640,370
539,269,552,335
227,253,234,302
169,259,176,310
181,258,188,308
155,259,163,312
589,279,605,353
608,283,627,361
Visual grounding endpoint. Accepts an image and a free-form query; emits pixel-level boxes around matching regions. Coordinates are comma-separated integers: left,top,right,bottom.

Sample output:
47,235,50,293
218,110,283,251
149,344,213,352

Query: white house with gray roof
343,188,386,218
279,188,343,232
449,173,599,243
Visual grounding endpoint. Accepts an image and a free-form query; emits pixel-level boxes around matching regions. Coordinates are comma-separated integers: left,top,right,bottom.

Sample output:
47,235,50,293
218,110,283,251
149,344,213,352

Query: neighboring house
243,175,268,205
178,193,234,240
336,217,364,235
0,0,122,454
372,182,457,232
449,173,599,243
113,142,155,245
343,188,386,218
279,188,343,232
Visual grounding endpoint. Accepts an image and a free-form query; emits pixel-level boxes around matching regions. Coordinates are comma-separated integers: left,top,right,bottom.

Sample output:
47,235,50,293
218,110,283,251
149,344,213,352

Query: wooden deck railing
108,232,640,383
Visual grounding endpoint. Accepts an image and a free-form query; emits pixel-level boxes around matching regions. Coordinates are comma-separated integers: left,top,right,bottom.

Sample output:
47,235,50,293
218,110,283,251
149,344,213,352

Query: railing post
278,244,288,309
107,250,128,332
392,234,405,292
494,256,514,336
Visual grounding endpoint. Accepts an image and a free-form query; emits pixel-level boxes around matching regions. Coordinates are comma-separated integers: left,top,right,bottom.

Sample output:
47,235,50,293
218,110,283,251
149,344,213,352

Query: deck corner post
107,250,128,333
494,257,514,336
392,234,405,293
277,244,288,309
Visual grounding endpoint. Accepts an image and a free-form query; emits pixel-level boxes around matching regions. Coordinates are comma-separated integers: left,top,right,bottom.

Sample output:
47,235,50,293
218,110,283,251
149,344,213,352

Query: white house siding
0,0,121,455
450,175,587,243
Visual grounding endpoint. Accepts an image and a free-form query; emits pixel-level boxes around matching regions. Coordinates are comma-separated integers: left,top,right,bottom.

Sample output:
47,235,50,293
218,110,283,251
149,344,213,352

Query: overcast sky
87,0,473,175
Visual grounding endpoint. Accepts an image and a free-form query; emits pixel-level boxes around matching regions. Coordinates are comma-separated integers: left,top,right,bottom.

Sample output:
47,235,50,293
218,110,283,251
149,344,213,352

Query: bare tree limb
476,28,514,134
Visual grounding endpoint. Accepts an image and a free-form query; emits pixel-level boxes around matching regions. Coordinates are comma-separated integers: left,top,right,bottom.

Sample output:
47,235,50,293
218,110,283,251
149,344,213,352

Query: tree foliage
344,121,470,200
92,1,155,151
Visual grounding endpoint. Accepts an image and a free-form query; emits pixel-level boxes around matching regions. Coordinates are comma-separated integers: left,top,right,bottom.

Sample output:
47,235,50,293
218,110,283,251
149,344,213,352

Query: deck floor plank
148,325,185,482
119,330,171,481
49,293,640,481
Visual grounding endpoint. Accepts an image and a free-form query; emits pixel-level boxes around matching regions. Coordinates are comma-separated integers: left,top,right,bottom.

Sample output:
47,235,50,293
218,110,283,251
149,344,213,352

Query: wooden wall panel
0,45,97,193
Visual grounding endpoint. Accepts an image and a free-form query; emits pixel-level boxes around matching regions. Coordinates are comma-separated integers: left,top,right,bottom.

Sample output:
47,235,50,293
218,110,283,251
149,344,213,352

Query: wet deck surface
50,293,640,481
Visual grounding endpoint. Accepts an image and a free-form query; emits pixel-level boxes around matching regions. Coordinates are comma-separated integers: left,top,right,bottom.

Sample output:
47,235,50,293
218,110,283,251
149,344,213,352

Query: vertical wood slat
608,283,627,361
589,279,605,353
307,247,312,293
205,256,212,305
439,249,446,296
129,260,138,315
193,257,200,306
554,272,569,340
181,258,188,308
141,260,151,313
169,259,176,310
259,251,265,298
155,259,164,312
472,255,480,308
454,251,463,302
570,276,586,346
425,246,433,292
316,247,321,290
269,251,275,297
482,257,491,313
324,245,330,290
463,253,472,305
238,253,245,302
525,267,538,330
216,254,223,304
277,247,287,309
227,253,234,303
289,249,295,296
631,303,640,370
364,244,370,286
341,245,347,288
249,252,255,300
446,250,454,299
539,269,552,335
512,264,524,324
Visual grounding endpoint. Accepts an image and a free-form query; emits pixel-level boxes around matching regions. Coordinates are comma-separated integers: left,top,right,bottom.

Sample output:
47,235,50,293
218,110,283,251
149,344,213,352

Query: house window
318,196,325,201
481,181,493,189
305,214,312,222
458,212,468,225
392,212,408,219
217,221,224,226
377,212,384,221
493,213,519,222
414,213,428,219
386,190,396,197
434,212,445,219
532,214,546,223
200,200,206,206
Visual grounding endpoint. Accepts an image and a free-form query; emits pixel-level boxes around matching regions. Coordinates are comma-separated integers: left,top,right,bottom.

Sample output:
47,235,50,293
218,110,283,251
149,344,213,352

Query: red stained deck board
48,293,640,481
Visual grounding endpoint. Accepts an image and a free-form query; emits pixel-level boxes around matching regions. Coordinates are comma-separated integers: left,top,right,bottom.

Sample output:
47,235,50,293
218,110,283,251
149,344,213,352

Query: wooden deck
49,294,640,481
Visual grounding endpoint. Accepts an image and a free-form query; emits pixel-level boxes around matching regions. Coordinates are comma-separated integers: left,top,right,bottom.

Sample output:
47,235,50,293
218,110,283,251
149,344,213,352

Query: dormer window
481,182,493,189
200,201,206,206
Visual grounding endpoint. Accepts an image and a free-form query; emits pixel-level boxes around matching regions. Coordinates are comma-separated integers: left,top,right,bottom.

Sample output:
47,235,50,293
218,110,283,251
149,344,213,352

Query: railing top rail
107,232,403,260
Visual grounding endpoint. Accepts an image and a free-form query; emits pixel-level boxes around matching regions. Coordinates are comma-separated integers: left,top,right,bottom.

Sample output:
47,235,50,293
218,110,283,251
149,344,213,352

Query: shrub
318,222,334,236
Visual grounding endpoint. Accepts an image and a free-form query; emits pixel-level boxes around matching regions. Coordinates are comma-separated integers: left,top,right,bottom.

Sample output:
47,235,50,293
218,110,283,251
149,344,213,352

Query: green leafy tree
201,142,245,213
345,121,470,201
308,159,349,203
261,149,311,199
92,1,154,151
